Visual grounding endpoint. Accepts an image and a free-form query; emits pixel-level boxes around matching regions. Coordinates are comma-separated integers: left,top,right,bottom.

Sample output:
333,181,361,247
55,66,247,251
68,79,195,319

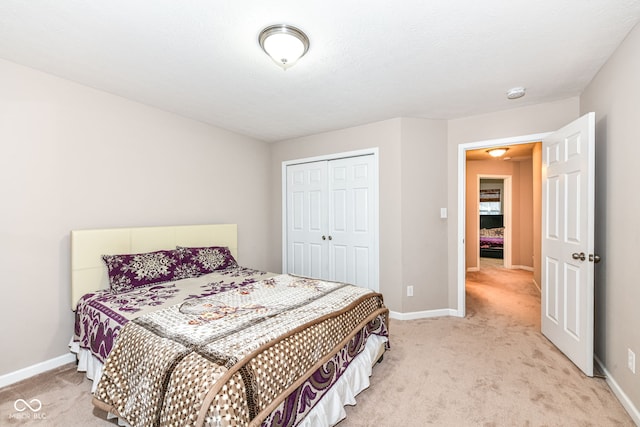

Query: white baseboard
467,266,533,272
389,308,458,321
595,356,640,425
532,278,541,293
512,265,534,272
0,353,76,389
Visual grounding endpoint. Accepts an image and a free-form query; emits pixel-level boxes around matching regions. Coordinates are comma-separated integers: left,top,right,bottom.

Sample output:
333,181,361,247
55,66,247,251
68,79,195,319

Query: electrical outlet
407,285,414,297
629,349,636,374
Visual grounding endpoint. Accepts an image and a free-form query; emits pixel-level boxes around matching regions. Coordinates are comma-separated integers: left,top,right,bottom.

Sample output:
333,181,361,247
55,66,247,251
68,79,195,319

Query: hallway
466,264,540,328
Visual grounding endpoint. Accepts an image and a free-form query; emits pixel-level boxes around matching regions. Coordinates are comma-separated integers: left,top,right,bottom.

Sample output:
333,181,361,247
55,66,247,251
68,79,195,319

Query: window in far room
479,182,503,215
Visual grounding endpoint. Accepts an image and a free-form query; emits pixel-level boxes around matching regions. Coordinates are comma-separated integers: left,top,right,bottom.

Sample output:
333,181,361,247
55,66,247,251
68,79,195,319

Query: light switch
440,208,447,219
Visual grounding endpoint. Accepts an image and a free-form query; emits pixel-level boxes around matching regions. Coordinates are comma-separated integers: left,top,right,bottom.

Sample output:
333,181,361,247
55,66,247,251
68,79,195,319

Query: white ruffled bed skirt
69,334,387,426
298,333,387,427
68,338,104,393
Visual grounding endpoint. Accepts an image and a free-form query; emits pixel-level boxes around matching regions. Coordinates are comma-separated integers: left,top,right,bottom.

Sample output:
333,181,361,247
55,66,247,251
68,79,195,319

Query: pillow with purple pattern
102,249,180,293
175,246,238,276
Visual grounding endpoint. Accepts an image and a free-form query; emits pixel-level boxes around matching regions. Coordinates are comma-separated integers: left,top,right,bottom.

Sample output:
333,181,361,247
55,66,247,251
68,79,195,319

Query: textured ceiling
1,1,639,142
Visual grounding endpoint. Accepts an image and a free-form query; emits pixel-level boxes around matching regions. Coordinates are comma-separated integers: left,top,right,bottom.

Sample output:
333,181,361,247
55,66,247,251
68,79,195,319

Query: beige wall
517,159,534,269
465,158,533,270
532,144,542,288
581,22,640,411
400,118,449,312
0,59,271,376
447,98,581,308
269,117,449,313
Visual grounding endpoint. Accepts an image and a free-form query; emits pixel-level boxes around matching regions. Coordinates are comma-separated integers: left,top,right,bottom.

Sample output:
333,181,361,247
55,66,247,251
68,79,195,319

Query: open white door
541,112,596,377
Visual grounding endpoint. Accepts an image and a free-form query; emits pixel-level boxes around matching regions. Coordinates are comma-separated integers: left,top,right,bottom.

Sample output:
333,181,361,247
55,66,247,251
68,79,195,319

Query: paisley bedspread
92,274,388,427
74,267,272,363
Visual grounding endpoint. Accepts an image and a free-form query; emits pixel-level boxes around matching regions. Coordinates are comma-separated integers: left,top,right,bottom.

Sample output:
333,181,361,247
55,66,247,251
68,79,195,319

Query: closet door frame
281,148,380,292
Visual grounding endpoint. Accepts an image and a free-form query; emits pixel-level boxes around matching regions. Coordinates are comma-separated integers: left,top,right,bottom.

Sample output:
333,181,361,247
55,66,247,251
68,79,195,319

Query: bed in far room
69,224,389,427
479,214,504,259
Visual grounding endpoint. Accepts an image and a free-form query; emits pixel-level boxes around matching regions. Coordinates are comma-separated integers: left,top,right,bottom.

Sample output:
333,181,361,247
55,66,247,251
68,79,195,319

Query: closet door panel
332,189,347,232
354,246,370,287
309,242,324,279
331,244,348,283
291,242,304,276
328,155,376,289
286,162,328,280
354,188,369,231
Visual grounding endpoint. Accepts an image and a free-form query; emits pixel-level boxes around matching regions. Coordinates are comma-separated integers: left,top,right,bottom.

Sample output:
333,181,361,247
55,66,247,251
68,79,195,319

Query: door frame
476,174,512,270
457,133,550,316
281,147,380,290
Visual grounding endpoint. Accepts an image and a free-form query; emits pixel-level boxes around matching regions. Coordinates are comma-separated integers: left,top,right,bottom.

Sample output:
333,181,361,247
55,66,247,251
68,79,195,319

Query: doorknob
322,235,326,240
328,235,332,240
572,252,586,261
589,254,601,263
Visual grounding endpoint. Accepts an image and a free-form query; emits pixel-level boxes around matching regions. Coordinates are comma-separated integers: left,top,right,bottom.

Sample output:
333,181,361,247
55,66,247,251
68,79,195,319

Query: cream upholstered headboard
70,224,237,310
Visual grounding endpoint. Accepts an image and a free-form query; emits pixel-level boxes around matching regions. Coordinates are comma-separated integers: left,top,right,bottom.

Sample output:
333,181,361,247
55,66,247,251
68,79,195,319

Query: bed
69,224,389,427
479,214,504,259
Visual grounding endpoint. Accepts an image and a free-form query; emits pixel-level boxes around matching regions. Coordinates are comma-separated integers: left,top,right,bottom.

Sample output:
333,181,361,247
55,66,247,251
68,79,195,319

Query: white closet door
327,156,376,289
285,154,378,291
286,162,328,279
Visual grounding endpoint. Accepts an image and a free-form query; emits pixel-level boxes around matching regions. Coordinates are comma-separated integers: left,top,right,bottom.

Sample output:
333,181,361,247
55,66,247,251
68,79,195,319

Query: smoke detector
506,87,526,99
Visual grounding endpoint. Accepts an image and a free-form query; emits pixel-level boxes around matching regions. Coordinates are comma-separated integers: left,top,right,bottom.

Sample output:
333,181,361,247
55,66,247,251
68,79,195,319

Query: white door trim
282,148,380,290
477,174,512,269
457,133,550,316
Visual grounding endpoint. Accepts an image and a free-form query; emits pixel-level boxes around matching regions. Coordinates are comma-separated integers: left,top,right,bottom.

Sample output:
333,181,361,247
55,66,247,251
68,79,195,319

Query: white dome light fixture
487,148,509,158
259,24,310,70
506,87,526,99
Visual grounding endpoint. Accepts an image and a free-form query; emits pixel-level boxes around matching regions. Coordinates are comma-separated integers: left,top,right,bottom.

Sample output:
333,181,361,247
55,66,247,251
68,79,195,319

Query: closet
284,154,377,291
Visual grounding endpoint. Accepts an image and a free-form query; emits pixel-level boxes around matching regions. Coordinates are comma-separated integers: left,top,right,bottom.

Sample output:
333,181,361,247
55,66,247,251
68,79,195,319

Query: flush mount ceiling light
506,87,526,99
487,148,509,158
259,24,310,70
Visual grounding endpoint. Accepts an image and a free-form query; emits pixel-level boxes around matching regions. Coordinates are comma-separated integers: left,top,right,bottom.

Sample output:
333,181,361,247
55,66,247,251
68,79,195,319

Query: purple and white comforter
73,267,273,364
479,236,504,249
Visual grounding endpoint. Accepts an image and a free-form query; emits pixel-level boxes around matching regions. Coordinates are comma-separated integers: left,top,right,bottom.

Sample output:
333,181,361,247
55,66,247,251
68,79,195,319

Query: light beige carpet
0,266,634,426
340,266,633,426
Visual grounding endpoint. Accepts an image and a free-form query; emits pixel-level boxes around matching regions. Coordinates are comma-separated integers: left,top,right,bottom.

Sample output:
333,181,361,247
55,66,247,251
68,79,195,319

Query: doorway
477,176,511,270
456,113,596,377
455,133,548,316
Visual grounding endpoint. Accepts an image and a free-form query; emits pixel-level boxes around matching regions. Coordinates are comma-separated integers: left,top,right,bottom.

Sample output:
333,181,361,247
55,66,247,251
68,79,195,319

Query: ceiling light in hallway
487,148,509,157
506,87,526,99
